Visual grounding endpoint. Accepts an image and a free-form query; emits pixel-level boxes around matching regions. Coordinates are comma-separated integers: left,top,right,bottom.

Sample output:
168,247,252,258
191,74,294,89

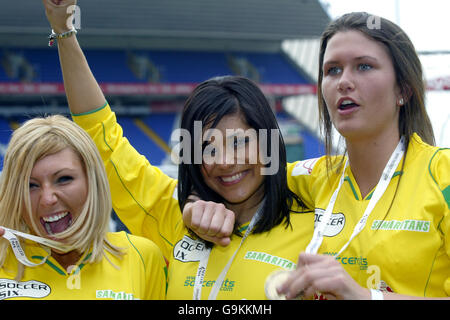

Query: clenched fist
183,200,235,246
42,0,78,34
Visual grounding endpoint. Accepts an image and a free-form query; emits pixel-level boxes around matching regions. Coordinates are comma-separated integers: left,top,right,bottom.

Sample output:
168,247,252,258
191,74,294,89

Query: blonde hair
0,115,123,279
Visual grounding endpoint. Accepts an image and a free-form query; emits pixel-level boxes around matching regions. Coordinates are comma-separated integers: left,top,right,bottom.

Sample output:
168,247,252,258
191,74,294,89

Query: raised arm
42,0,105,114
41,0,182,260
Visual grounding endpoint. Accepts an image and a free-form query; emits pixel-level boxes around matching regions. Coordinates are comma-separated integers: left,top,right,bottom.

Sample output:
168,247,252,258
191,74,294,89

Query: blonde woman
0,115,166,300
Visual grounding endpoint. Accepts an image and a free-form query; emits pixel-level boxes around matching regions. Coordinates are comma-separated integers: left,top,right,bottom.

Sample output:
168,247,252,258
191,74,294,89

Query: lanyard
1,227,75,267
305,137,405,257
193,200,264,300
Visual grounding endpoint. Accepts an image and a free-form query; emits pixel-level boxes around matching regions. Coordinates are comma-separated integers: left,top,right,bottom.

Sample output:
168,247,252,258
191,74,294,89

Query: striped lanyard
193,200,264,300
305,137,405,257
1,227,74,267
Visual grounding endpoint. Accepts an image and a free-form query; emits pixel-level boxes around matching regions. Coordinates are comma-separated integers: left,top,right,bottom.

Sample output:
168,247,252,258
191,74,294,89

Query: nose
216,145,236,168
40,185,58,207
337,69,355,92
203,141,238,167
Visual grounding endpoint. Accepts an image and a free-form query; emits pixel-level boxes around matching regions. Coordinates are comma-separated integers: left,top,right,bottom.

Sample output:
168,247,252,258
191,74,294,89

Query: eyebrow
323,55,379,66
30,168,76,180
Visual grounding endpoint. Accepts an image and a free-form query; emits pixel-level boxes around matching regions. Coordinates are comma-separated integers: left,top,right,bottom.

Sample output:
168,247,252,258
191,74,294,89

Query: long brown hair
317,12,435,166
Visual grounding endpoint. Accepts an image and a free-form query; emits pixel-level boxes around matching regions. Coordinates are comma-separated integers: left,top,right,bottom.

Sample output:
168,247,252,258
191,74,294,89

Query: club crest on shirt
0,279,51,300
174,235,208,263
291,158,319,176
314,209,346,237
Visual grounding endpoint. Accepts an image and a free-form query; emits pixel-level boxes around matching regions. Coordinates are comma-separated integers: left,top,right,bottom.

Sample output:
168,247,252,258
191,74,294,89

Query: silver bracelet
370,289,384,300
48,27,77,47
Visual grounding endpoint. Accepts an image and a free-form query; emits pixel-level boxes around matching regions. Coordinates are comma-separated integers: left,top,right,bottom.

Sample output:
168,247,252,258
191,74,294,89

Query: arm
42,0,106,114
182,160,319,246
42,1,180,259
181,160,317,246
183,200,235,246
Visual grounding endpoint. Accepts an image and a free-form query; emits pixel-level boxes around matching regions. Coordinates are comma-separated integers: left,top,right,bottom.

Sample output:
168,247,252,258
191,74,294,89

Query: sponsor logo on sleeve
0,279,51,300
291,158,319,176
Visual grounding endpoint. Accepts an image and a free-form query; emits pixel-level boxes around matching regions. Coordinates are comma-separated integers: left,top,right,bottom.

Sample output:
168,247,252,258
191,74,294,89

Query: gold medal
265,269,293,300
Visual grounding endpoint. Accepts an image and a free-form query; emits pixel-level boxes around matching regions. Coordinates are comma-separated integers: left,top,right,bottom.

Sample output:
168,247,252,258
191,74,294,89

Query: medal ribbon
1,226,75,267
305,137,405,257
193,200,264,300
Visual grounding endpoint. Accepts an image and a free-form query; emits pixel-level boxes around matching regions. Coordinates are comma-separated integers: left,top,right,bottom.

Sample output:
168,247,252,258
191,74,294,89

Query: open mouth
219,170,248,186
338,99,360,110
40,211,73,235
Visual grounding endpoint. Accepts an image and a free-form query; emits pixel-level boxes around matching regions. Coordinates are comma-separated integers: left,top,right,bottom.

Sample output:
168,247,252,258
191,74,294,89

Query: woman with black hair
178,76,304,238
42,0,314,299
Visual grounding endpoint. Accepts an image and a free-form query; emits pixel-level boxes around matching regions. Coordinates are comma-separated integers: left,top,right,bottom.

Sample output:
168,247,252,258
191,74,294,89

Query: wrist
52,26,73,34
48,27,77,47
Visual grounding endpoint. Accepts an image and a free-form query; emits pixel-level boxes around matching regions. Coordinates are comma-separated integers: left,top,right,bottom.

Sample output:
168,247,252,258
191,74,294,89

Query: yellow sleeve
122,233,167,300
72,103,181,259
141,238,168,300
429,148,450,295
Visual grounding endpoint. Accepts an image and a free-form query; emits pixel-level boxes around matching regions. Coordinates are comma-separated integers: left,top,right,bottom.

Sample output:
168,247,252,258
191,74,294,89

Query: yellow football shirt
287,134,450,297
0,231,167,300
73,103,315,299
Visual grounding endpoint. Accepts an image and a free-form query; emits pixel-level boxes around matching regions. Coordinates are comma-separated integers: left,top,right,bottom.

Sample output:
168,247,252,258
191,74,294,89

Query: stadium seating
0,47,323,171
0,48,310,84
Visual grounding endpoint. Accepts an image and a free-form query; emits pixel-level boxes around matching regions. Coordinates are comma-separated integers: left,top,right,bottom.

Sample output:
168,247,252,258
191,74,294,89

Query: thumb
201,234,231,247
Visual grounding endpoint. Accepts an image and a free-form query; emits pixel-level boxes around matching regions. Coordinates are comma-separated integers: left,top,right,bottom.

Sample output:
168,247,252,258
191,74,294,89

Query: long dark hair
317,12,435,164
177,75,304,235
317,12,436,225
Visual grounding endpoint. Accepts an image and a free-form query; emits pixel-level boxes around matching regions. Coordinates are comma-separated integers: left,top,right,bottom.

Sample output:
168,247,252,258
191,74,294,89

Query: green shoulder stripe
125,233,146,273
442,186,450,209
344,177,359,200
71,101,108,117
428,148,450,209
31,256,66,276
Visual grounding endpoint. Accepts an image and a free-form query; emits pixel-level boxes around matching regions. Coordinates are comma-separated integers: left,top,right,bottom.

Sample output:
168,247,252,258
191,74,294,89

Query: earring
398,98,404,106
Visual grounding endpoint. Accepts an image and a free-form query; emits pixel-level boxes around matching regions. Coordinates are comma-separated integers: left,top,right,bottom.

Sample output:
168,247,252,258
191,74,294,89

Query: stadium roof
0,0,330,50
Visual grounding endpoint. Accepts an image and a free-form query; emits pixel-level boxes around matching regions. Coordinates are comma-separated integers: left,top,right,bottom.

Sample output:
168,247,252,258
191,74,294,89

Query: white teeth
341,99,354,105
42,211,69,223
221,172,243,183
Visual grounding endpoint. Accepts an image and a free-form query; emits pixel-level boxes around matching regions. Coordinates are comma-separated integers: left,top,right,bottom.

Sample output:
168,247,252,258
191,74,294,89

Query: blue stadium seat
144,50,232,82
22,49,62,82
118,116,168,166
141,113,177,145
236,52,308,84
0,48,311,85
0,51,11,81
85,50,141,83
